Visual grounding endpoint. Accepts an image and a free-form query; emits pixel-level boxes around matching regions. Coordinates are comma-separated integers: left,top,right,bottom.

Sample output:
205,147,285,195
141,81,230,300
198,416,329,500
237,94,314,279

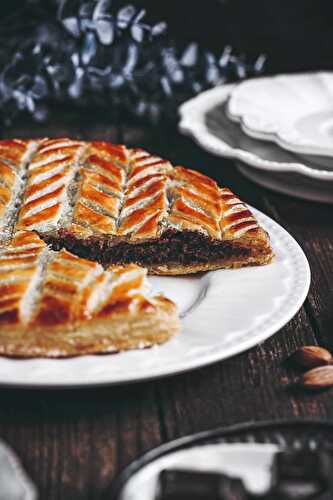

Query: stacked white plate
179,72,333,203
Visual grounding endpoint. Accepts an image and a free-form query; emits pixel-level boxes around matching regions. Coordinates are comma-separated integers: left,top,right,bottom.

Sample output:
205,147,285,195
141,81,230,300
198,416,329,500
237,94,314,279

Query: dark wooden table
1,116,333,500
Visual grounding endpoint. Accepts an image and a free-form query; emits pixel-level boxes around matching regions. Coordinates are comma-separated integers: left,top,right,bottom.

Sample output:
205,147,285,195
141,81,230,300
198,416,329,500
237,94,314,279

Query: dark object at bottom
109,420,333,500
272,450,333,499
156,469,248,500
155,450,333,500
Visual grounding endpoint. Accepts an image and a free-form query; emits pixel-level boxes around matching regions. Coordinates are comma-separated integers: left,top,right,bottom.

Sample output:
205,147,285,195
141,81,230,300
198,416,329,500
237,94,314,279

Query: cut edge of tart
0,137,273,275
0,231,180,358
47,227,273,276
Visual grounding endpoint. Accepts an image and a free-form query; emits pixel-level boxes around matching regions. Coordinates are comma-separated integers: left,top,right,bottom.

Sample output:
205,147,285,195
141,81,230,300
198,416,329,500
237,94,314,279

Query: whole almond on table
301,366,333,389
292,346,333,369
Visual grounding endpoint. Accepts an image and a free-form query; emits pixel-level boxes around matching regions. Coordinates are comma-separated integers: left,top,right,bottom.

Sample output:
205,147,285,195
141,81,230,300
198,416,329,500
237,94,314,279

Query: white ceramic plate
227,72,333,160
119,443,278,500
179,83,333,181
238,165,333,204
0,208,310,388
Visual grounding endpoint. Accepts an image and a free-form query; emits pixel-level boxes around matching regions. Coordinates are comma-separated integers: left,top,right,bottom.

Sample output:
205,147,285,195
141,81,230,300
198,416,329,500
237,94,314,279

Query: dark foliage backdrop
140,0,333,73
0,0,265,126
2,0,333,73
1,0,333,128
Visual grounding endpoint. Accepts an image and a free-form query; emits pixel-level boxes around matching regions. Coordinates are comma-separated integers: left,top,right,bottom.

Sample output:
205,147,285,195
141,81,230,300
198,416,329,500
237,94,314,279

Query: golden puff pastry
0,231,179,357
1,137,273,274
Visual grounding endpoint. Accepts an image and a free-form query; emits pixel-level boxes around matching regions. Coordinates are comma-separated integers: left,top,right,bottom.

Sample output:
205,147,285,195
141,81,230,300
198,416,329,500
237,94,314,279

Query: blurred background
3,0,333,73
136,0,333,73
1,0,333,130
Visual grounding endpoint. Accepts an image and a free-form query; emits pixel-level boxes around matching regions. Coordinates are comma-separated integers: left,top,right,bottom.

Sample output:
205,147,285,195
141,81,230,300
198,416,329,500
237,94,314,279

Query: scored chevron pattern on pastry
0,139,39,241
118,148,171,238
71,145,128,235
17,138,86,232
0,231,48,326
0,138,263,242
167,166,222,239
219,187,261,238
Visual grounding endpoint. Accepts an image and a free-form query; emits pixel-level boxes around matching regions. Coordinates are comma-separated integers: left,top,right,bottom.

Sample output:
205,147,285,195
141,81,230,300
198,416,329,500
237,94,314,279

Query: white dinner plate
0,207,310,388
179,83,333,181
238,165,333,204
227,72,333,160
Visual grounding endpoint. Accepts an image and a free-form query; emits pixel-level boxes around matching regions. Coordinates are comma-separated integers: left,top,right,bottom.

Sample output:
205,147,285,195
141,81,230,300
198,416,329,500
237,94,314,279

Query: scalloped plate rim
178,83,333,180
227,71,333,158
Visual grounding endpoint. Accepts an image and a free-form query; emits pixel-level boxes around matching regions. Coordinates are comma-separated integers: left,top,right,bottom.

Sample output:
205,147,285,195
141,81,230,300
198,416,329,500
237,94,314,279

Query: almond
301,365,333,389
292,346,332,369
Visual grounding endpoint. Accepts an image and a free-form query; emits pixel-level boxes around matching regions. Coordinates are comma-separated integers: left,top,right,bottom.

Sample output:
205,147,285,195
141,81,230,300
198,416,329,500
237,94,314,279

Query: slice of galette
0,231,179,357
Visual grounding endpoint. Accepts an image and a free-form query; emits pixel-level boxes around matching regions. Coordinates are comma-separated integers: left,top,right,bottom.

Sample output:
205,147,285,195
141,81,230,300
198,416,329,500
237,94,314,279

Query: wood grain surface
1,116,332,500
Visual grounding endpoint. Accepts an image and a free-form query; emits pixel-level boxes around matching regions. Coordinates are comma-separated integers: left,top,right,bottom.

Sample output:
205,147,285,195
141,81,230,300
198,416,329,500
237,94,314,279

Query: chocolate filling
44,229,258,268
